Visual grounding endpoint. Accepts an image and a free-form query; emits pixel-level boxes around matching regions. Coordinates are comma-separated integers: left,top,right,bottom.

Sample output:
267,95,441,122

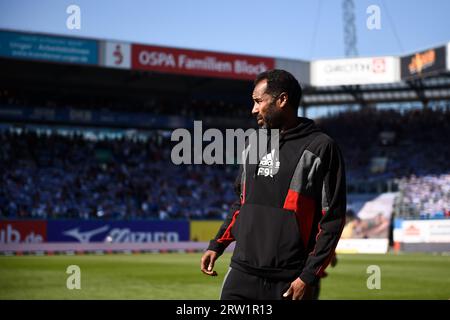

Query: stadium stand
317,106,450,181
1,98,449,220
394,174,450,219
0,128,237,220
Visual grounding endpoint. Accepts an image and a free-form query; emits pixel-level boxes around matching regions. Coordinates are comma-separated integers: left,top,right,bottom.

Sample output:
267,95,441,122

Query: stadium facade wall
2,29,448,87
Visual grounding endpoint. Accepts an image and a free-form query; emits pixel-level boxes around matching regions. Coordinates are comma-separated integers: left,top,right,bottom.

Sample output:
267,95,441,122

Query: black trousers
220,267,292,300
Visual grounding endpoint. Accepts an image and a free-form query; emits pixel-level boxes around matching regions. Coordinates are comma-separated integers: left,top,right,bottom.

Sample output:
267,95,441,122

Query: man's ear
278,92,288,109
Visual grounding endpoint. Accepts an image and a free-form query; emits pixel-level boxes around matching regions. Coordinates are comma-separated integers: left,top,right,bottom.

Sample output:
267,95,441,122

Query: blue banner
0,105,192,129
0,105,250,129
47,220,189,243
0,30,98,65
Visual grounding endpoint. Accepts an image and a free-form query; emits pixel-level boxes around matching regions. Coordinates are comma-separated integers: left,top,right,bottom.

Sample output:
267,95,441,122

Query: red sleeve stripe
283,189,316,250
240,183,246,205
217,210,240,245
314,214,346,276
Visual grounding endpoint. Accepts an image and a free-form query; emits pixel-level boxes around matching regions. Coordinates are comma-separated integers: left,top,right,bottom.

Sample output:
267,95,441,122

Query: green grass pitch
0,252,449,299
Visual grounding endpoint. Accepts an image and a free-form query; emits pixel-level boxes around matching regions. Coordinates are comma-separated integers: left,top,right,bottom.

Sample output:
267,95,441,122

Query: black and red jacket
207,117,346,286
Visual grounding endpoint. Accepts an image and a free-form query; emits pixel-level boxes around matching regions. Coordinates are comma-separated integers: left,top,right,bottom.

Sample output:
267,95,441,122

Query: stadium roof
302,75,450,107
1,29,450,110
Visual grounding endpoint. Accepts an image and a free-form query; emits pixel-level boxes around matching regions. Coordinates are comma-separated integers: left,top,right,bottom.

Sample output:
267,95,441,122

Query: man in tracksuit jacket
200,69,346,300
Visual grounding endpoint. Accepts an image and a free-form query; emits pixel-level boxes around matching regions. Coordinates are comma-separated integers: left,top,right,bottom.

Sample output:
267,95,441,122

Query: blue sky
1,0,449,60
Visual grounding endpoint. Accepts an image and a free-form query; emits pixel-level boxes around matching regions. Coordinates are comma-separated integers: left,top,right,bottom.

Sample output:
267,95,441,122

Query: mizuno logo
61,225,181,243
63,225,110,243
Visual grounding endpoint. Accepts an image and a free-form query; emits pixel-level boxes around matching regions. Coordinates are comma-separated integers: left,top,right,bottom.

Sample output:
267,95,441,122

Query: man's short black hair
254,69,302,109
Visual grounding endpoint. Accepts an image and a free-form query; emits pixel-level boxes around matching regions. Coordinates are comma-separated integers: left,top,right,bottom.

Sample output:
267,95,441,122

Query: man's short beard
261,99,283,129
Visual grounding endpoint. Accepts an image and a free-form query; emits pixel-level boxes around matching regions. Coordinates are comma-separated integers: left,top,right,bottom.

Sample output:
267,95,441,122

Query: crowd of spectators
394,174,450,219
317,106,450,182
0,130,237,220
1,93,449,220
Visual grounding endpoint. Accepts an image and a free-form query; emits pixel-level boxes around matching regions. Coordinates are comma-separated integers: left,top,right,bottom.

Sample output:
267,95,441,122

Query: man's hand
283,277,311,300
200,250,218,276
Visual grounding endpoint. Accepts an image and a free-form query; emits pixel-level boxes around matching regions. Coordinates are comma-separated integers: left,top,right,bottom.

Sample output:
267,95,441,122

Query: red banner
0,221,47,244
131,44,274,80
